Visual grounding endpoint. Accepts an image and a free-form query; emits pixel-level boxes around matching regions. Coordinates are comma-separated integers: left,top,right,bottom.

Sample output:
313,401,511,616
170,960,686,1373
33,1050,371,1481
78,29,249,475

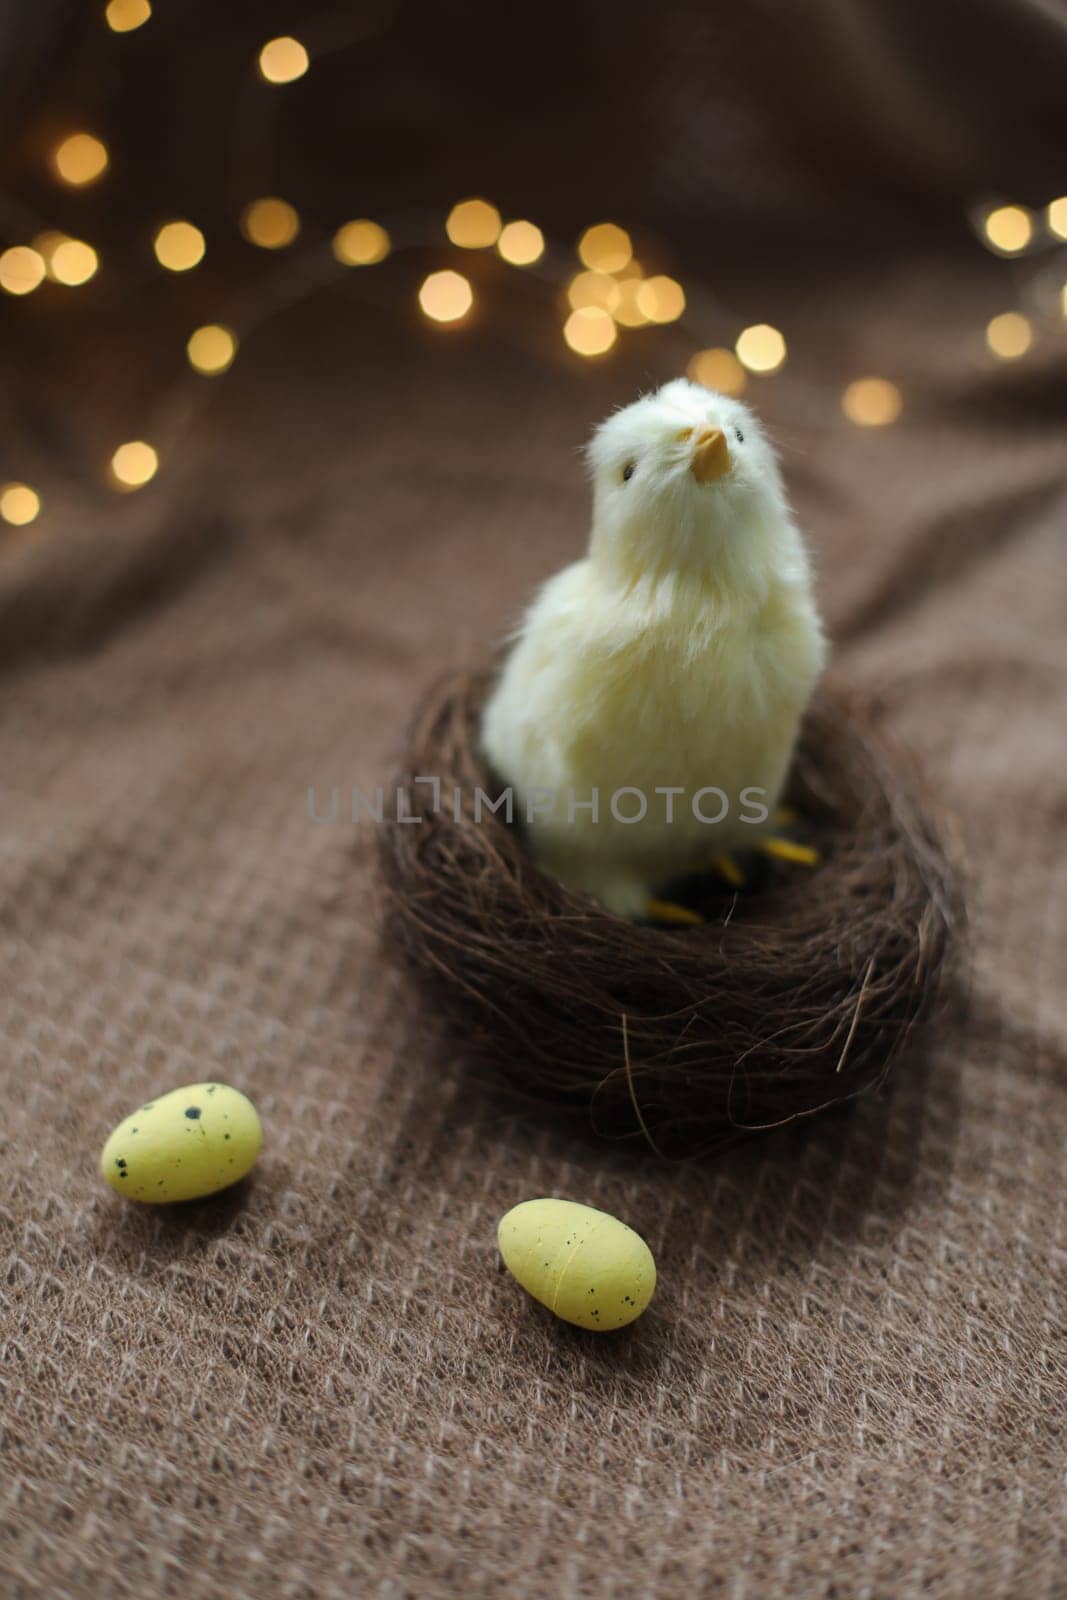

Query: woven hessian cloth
2,7,1066,1596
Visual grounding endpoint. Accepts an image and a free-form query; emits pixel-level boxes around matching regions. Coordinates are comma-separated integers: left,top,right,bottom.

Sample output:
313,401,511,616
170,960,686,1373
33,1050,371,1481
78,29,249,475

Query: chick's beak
690,427,731,484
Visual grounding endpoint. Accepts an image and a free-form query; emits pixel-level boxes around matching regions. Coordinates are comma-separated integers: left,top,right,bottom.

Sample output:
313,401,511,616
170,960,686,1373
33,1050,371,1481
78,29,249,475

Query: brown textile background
2,3,1066,1597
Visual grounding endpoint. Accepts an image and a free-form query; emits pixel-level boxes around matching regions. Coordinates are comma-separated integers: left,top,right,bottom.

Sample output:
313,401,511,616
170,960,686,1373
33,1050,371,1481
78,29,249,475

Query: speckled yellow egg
497,1198,656,1331
100,1082,262,1203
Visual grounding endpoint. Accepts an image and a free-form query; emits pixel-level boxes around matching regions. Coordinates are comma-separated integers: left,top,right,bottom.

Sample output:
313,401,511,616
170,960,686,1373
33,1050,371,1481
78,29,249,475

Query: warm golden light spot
153,220,205,272
53,132,109,186
563,306,617,356
577,223,632,274
986,311,1032,360
567,271,620,313
842,377,903,427
187,324,237,375
635,274,686,323
0,483,41,526
983,205,1032,254
611,279,650,328
50,239,98,285
1047,197,1067,241
258,36,309,83
418,269,473,323
687,348,747,396
241,197,300,249
110,441,158,490
332,219,390,265
445,198,501,249
736,323,787,373
0,247,46,296
105,0,151,31
31,232,68,278
497,220,544,266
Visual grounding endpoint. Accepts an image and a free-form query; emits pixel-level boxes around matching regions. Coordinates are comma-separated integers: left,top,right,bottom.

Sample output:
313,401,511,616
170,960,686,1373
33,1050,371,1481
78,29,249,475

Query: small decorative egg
99,1081,262,1203
497,1198,656,1331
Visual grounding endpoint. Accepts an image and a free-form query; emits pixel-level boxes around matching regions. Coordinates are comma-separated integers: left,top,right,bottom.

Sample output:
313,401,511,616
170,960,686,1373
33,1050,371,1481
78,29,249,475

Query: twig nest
378,671,961,1158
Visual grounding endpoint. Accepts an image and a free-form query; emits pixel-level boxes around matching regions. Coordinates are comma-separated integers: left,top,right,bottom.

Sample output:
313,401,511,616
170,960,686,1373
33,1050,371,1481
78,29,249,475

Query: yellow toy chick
480,378,827,923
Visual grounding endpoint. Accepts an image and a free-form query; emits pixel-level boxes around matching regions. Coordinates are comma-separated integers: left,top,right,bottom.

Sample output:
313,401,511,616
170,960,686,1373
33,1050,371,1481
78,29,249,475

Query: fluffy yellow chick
480,378,827,921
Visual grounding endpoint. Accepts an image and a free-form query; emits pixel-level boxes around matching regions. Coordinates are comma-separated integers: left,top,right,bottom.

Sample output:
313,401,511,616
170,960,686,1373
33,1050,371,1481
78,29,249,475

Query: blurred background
0,0,1065,556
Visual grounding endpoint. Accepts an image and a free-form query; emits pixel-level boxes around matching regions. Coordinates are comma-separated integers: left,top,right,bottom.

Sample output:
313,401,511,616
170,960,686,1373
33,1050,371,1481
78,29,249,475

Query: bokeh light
563,306,616,356
332,219,390,265
577,223,632,274
735,323,787,373
446,199,501,249
687,348,747,396
258,36,309,83
0,247,46,296
1047,197,1067,241
52,132,109,186
419,270,473,323
105,0,151,31
611,278,650,328
567,271,620,313
842,377,903,427
187,324,237,375
50,239,98,285
241,198,300,249
32,232,69,278
110,441,159,490
985,311,1032,359
635,274,685,323
153,220,205,271
497,220,544,266
982,205,1032,254
0,483,41,526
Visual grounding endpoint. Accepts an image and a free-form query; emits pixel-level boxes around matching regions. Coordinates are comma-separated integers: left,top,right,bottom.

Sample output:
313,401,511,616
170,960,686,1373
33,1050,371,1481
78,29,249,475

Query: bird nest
378,669,962,1158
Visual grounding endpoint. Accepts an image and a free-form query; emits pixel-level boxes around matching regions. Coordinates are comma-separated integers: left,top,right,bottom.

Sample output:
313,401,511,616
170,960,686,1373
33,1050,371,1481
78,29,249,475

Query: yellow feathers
481,380,826,917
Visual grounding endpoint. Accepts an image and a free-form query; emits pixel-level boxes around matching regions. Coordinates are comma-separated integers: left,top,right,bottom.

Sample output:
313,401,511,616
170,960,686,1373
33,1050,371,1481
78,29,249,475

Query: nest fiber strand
379,671,960,1157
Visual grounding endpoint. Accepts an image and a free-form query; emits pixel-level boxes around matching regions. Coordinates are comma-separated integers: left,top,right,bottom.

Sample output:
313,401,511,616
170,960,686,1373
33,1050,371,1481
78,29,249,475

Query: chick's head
586,379,789,587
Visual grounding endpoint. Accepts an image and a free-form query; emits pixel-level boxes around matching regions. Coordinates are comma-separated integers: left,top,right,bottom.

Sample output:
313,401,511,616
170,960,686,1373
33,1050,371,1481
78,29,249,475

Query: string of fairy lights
1,2,1065,533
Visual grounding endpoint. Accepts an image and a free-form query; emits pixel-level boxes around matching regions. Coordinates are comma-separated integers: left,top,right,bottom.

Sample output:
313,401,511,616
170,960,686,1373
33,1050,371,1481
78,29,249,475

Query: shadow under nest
378,670,962,1159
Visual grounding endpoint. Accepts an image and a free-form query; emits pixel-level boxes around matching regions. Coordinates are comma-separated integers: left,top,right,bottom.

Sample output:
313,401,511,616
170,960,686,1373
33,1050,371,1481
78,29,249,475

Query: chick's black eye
622,461,635,482
735,428,744,444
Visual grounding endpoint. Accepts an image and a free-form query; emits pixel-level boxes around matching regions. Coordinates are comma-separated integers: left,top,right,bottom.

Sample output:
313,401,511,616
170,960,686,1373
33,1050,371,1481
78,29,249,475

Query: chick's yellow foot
711,853,746,888
757,835,820,866
644,897,703,927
